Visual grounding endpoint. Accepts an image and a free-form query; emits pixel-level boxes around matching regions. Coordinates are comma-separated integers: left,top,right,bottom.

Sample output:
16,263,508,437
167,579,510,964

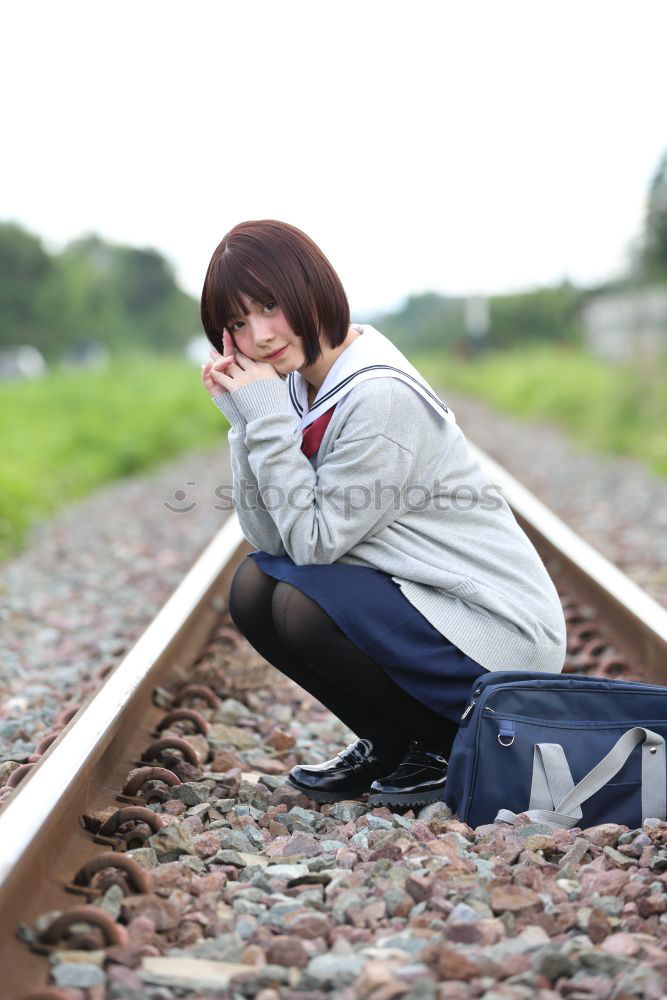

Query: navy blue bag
444,671,667,830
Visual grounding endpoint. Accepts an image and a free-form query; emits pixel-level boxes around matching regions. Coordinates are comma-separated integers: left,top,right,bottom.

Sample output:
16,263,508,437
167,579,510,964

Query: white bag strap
495,727,666,830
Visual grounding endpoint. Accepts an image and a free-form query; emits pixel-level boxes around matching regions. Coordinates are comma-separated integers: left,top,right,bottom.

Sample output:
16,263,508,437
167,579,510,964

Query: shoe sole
286,776,369,803
367,785,446,807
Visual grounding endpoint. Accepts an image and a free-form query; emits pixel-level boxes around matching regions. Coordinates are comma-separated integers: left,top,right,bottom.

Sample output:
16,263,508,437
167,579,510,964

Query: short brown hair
200,219,350,366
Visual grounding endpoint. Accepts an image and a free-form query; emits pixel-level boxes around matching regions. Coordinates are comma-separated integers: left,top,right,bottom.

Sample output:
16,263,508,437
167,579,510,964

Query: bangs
211,258,276,334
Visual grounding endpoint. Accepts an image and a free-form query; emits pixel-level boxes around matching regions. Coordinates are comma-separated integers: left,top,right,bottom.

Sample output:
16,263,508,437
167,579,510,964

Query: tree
641,149,667,279
0,223,199,360
115,246,177,314
0,223,54,349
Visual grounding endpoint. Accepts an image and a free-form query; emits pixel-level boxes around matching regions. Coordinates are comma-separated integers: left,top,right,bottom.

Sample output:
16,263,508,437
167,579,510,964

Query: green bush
0,354,229,562
414,343,667,477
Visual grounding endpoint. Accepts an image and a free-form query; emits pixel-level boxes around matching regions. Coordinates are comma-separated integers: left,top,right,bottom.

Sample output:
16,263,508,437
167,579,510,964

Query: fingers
206,331,251,377
201,367,215,395
210,355,235,370
201,361,217,393
201,357,234,395
211,331,244,368
203,357,232,374
222,329,239,360
221,329,250,369
209,359,235,385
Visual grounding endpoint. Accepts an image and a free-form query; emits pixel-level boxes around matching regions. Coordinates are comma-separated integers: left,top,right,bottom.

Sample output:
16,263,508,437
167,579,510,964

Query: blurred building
463,295,490,358
185,334,211,365
582,286,667,363
61,341,110,368
0,345,47,380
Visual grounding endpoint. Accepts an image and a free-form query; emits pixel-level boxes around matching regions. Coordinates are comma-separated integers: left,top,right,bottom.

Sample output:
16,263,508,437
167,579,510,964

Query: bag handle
495,727,666,829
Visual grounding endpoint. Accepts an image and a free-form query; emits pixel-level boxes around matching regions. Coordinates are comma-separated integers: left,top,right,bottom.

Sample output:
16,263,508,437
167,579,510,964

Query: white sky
2,1,666,318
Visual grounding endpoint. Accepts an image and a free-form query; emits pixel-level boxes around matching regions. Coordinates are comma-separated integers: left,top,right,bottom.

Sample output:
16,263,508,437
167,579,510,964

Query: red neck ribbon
301,404,337,458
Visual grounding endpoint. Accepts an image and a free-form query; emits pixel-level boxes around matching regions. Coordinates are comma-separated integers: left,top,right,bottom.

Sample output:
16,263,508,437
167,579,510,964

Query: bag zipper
483,714,667,730
460,679,667,727
460,686,483,720
483,684,667,714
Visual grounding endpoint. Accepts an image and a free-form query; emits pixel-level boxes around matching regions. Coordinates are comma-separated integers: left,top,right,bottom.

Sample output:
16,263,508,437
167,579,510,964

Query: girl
200,219,567,807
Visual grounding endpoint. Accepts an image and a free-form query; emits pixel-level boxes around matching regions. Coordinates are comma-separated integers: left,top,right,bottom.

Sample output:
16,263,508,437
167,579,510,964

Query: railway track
1,441,666,999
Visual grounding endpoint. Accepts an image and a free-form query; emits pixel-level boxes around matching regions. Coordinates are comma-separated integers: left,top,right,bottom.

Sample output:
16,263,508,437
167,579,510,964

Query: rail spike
34,905,129,954
72,852,150,895
141,736,200,767
156,707,209,735
172,683,220,708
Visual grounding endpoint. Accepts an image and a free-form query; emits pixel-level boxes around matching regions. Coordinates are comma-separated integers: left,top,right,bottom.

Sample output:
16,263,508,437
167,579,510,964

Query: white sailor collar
286,323,457,432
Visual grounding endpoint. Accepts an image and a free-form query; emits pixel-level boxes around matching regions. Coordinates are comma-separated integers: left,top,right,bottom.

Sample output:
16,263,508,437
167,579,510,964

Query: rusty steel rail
1,448,667,996
0,515,252,998
470,443,667,684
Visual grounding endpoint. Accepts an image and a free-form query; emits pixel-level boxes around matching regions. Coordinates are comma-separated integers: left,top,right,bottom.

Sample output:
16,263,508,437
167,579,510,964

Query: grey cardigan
212,375,567,674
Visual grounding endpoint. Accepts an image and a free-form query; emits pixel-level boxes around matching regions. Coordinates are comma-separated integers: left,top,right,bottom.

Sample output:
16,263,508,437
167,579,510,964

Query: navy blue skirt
248,551,489,724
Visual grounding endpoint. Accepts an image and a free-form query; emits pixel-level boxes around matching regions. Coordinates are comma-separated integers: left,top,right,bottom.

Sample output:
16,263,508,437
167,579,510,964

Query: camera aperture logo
163,482,198,512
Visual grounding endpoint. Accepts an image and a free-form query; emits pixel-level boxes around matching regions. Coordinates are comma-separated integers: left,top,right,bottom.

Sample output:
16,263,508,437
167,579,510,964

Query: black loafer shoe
287,738,405,803
367,739,449,807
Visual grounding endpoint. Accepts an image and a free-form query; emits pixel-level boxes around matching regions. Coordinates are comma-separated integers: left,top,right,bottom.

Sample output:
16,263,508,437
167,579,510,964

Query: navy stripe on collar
288,372,303,416
288,365,449,418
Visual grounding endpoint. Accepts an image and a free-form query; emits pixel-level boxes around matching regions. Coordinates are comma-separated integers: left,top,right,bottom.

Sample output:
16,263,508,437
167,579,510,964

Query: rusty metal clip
93,806,164,850
172,683,220,708
156,707,210,736
117,765,182,805
66,851,151,899
141,736,200,767
33,904,129,955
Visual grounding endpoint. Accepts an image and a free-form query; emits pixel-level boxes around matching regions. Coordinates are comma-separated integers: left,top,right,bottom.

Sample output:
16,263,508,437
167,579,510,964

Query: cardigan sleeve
227,377,415,566
211,392,287,556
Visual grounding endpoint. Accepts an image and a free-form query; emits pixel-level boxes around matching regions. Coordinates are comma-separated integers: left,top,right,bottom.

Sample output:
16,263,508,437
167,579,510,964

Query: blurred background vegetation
1,149,666,562
0,227,196,360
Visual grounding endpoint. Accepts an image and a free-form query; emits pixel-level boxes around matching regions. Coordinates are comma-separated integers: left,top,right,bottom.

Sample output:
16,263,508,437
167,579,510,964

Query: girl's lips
266,345,287,359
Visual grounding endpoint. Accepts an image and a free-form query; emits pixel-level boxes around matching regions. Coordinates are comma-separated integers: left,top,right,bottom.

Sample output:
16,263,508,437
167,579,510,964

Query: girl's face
225,293,308,371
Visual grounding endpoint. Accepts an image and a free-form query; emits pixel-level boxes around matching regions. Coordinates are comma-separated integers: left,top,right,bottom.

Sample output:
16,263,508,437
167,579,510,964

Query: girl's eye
228,302,275,332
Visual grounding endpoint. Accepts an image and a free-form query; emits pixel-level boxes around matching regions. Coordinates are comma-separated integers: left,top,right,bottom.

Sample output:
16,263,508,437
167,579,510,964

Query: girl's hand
201,329,239,398
206,328,281,394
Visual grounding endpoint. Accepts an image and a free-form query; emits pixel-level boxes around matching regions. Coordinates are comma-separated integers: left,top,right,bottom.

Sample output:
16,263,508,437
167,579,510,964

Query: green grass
0,354,230,563
412,343,667,478
2,344,666,564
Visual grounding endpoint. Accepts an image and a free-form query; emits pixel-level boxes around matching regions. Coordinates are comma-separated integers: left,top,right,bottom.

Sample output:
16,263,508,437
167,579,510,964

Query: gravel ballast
2,394,667,997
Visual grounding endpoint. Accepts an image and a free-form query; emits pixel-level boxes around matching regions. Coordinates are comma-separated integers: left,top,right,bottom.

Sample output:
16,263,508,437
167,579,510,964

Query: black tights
227,556,459,759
